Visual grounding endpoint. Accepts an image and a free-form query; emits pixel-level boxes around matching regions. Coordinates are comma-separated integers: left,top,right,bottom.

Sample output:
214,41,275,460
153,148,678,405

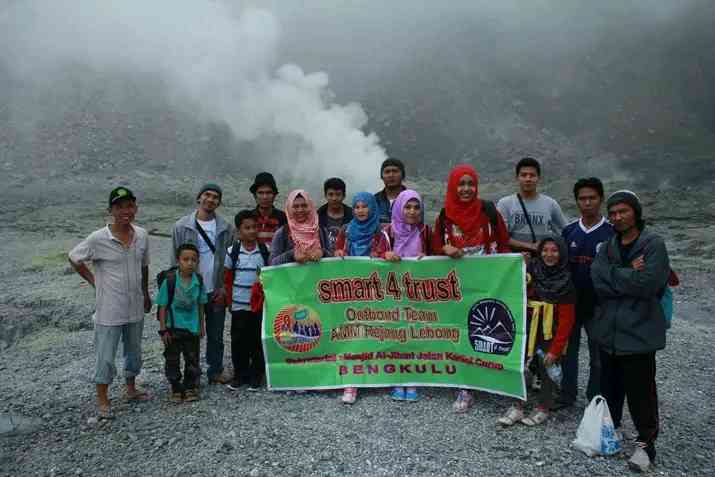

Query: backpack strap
481,200,498,230
438,208,448,246
195,220,216,254
258,242,270,265
165,270,177,329
229,240,241,271
516,194,537,243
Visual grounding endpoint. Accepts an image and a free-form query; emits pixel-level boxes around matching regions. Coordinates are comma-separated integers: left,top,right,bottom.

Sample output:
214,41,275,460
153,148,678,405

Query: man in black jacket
591,190,670,473
317,177,352,253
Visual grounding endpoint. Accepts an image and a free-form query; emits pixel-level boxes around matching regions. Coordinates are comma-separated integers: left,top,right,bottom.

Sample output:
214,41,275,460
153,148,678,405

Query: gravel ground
1,174,713,476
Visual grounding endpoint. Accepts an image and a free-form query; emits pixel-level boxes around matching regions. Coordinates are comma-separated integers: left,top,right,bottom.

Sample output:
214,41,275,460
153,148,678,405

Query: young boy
250,172,287,246
156,243,207,402
317,177,353,253
68,186,152,419
224,210,270,391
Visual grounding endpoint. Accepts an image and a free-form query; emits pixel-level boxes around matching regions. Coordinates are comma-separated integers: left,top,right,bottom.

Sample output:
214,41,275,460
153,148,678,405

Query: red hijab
445,165,483,237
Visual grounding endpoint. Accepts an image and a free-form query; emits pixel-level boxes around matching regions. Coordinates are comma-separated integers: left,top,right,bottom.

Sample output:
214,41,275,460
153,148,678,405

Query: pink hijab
285,189,321,254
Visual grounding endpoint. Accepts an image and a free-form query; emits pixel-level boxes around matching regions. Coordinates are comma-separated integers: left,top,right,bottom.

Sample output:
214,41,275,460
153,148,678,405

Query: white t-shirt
196,218,216,293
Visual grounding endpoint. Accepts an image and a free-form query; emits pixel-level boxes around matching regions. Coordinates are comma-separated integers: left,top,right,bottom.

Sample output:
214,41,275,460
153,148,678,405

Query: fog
1,0,713,191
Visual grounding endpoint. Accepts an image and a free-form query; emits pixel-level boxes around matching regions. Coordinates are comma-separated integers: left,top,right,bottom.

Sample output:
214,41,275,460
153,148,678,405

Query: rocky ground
0,170,713,476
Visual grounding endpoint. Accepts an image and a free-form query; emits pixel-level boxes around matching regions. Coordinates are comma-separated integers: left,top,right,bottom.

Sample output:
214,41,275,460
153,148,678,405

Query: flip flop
521,409,549,426
124,389,151,402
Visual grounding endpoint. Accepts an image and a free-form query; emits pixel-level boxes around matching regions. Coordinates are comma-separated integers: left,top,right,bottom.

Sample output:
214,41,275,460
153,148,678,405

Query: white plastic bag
572,395,622,456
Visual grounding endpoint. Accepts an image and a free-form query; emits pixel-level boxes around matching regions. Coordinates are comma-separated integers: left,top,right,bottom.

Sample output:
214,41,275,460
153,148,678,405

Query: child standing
224,210,270,391
334,192,390,404
156,243,207,402
497,236,575,426
383,189,431,401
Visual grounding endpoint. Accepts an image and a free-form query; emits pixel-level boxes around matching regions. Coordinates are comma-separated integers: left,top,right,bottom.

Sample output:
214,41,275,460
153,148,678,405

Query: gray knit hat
197,183,223,202
607,190,643,229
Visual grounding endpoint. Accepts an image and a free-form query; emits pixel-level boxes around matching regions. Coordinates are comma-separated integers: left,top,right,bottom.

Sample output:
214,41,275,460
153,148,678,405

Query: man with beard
591,190,670,473
171,183,234,384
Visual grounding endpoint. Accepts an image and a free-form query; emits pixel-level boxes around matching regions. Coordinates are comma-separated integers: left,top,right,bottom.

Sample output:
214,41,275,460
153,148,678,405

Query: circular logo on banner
273,305,322,353
467,299,515,355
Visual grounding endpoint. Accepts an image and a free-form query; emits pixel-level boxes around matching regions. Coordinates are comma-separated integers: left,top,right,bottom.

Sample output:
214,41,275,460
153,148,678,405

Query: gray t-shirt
497,193,568,243
69,225,150,326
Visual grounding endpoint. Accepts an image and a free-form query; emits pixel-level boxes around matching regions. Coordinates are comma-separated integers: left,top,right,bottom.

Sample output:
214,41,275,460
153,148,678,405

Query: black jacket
317,203,353,228
590,229,670,355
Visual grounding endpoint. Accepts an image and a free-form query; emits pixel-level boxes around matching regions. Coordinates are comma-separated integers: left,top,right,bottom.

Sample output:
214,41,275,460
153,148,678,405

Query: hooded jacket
590,229,670,355
170,211,234,292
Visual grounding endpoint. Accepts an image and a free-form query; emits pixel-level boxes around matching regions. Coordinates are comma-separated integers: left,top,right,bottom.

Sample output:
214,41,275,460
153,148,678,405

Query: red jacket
431,208,510,255
334,227,391,258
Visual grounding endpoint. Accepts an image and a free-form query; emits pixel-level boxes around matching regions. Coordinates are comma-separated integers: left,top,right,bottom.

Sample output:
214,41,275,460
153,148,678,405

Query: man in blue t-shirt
557,177,614,409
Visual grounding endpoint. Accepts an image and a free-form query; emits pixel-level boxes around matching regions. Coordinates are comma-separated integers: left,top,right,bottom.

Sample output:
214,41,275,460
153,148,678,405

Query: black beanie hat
250,172,278,195
197,183,223,202
380,157,405,179
607,190,644,229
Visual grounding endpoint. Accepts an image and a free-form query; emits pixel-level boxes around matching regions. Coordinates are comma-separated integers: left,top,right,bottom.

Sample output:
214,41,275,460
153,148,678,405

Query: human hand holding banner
261,255,527,399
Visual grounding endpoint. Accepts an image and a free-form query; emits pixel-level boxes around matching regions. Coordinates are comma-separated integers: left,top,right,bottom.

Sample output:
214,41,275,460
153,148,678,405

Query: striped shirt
255,207,287,246
224,243,265,311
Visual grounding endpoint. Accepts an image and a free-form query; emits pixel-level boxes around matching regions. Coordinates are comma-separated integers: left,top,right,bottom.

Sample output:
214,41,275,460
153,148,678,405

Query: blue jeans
94,320,143,384
561,300,601,403
204,295,227,379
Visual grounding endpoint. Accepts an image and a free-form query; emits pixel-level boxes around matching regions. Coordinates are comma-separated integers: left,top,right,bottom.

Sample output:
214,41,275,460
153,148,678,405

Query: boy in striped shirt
224,210,270,390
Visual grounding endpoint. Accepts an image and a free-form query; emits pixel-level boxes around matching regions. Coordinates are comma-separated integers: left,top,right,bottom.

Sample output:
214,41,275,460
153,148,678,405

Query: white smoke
0,0,386,190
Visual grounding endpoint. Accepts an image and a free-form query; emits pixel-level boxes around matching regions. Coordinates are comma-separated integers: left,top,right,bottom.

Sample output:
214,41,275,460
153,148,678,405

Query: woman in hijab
497,236,575,427
334,192,390,259
432,165,511,413
383,189,431,401
334,192,390,404
269,190,332,266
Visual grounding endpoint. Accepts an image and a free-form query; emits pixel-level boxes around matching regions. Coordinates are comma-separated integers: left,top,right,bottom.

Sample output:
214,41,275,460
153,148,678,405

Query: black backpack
228,241,270,271
155,268,204,328
436,200,499,242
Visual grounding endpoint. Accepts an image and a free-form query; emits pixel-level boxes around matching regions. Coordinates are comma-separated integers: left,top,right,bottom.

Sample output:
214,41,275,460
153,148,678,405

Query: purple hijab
391,189,423,257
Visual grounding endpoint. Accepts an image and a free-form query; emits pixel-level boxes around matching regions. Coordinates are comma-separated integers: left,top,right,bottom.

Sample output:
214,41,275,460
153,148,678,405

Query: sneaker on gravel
183,389,200,402
628,442,653,473
227,379,241,391
453,390,474,413
404,387,419,402
390,387,406,401
247,382,261,392
341,387,358,405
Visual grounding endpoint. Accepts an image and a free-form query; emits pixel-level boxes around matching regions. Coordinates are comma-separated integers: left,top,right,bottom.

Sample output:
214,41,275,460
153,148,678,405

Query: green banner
261,255,527,399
